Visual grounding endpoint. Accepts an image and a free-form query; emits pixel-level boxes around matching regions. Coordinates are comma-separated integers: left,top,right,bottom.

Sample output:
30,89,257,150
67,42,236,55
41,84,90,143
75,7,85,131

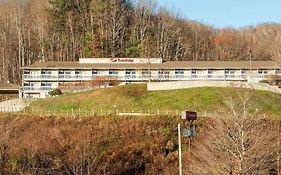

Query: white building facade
21,58,281,98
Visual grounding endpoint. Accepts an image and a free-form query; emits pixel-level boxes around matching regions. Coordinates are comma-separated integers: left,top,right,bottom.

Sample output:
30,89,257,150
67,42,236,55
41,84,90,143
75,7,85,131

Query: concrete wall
147,81,281,94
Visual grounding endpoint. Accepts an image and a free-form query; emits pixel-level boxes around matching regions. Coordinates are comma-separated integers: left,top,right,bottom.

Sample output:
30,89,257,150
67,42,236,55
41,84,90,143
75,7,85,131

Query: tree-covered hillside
1,0,281,83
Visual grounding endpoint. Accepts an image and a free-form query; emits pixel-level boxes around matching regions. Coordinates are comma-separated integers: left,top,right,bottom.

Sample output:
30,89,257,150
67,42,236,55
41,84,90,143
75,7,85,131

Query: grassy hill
29,84,281,116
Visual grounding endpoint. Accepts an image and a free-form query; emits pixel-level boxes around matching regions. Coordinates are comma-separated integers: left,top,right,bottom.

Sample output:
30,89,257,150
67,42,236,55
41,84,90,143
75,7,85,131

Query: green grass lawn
28,84,281,116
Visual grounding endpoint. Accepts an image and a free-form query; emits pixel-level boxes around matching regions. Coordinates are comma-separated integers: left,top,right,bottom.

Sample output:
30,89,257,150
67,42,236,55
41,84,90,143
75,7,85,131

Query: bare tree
189,91,276,175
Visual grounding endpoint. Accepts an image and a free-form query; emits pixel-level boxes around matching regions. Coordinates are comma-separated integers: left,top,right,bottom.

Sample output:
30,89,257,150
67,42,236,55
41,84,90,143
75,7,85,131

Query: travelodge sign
79,58,162,64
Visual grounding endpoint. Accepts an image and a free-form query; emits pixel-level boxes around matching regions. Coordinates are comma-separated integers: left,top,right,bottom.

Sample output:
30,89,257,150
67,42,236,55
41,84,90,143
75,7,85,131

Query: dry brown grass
0,114,179,174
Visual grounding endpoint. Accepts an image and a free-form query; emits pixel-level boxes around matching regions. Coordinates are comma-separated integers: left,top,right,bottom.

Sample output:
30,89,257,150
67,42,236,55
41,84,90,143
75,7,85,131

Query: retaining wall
0,99,32,112
147,81,281,94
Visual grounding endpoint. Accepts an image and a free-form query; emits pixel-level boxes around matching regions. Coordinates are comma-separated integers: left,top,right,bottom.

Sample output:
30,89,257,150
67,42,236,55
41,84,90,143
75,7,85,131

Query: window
41,82,52,89
158,69,164,79
23,82,30,87
41,70,51,75
75,70,82,75
41,70,51,78
23,70,31,78
59,70,71,78
92,69,99,75
230,71,235,77
41,82,52,86
258,69,263,74
59,70,64,75
65,71,71,78
276,69,281,74
175,69,184,78
191,69,197,78
24,70,30,74
23,82,36,90
125,69,136,79
141,70,149,79
109,69,118,76
164,71,170,79
207,69,213,78
225,69,235,78
75,70,83,78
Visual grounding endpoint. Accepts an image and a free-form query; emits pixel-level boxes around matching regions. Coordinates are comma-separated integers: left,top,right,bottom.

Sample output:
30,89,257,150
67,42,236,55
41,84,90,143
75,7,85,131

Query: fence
0,107,207,118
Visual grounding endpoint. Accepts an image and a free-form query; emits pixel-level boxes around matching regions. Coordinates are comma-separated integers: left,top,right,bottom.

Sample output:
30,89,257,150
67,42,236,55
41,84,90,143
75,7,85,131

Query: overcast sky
157,0,281,28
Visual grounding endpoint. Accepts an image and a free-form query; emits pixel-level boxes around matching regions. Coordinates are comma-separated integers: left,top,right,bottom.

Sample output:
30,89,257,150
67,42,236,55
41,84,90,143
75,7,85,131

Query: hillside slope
0,112,278,174
29,84,281,116
0,114,180,174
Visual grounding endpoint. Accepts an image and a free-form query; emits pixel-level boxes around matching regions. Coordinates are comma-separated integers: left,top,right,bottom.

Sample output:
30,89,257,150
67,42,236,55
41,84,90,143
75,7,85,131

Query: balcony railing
23,87,52,91
23,75,60,79
23,75,94,80
22,74,269,82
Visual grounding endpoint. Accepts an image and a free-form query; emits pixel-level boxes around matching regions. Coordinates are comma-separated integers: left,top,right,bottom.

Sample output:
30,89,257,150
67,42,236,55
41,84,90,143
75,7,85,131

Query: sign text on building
79,58,162,64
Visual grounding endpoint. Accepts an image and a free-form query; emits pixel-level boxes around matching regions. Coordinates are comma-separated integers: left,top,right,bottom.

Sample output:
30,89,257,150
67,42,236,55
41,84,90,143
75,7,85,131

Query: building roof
0,83,20,88
0,83,20,92
162,61,281,69
22,61,281,70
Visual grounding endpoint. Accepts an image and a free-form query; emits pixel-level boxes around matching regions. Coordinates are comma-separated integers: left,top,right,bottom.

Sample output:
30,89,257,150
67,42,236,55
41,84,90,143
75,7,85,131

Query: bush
48,88,63,96
91,76,121,88
265,74,281,85
259,80,269,84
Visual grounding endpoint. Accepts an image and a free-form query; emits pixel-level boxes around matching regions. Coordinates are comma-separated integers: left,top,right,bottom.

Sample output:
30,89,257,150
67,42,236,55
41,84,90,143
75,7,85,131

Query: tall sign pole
178,124,182,175
180,110,197,174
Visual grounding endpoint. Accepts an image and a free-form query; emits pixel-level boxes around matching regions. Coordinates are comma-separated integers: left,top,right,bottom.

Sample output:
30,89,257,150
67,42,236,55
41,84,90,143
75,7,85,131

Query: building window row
24,68,280,80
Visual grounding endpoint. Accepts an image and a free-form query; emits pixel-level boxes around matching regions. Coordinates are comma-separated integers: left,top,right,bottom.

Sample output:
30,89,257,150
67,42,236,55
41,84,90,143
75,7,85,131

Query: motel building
21,58,281,98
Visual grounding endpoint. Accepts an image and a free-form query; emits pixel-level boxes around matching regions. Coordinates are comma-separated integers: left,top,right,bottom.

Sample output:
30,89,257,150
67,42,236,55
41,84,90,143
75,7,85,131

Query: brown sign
186,111,197,120
182,111,197,120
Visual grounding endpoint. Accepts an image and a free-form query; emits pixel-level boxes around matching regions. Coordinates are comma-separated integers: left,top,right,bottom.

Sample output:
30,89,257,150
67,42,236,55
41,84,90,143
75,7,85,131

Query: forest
1,0,281,84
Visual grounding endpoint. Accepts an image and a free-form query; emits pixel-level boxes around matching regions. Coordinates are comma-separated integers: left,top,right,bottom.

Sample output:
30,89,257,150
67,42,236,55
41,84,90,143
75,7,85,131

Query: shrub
91,76,121,88
265,74,281,85
48,88,63,96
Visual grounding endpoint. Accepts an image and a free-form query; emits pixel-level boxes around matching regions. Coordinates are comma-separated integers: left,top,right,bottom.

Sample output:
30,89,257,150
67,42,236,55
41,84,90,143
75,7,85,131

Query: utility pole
148,58,151,82
178,124,182,175
249,50,252,83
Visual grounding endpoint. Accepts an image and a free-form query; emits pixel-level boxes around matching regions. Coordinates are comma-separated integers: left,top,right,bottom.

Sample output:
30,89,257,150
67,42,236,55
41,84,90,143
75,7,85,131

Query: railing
24,75,94,80
23,87,52,91
24,75,58,79
22,74,269,81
